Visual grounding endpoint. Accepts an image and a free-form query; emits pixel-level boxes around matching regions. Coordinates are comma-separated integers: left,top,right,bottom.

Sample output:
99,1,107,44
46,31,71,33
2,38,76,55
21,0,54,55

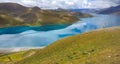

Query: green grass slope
0,49,37,64
14,26,120,64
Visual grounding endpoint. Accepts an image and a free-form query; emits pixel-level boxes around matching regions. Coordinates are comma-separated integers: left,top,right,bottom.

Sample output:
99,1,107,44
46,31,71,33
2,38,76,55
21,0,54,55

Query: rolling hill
1,26,120,64
0,3,92,28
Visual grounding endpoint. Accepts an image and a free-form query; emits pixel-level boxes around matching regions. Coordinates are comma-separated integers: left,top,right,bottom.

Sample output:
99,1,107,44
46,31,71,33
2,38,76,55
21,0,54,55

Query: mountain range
68,8,101,13
99,5,120,15
0,3,92,28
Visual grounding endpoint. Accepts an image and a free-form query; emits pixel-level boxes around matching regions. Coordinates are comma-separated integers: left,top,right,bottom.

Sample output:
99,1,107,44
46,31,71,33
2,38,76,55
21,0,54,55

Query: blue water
0,14,120,48
0,24,69,35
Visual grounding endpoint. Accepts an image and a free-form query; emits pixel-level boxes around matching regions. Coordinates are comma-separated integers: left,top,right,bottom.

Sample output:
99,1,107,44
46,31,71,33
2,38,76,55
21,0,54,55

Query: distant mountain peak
0,3,27,13
99,5,120,15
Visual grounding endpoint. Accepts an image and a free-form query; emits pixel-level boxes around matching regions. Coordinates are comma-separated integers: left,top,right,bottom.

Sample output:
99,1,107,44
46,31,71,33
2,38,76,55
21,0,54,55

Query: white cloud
22,0,33,4
21,0,37,6
0,0,119,9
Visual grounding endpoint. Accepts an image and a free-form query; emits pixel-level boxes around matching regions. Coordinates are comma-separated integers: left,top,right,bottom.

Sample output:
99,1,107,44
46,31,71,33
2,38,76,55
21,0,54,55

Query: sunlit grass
13,26,120,64
0,49,37,64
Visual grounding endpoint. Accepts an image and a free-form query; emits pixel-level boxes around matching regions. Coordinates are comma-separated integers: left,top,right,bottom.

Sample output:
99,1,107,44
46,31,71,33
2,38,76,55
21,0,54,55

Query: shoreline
0,47,45,53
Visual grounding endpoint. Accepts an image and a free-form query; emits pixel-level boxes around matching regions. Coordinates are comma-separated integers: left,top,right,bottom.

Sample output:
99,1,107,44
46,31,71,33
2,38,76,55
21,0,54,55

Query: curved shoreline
0,47,45,53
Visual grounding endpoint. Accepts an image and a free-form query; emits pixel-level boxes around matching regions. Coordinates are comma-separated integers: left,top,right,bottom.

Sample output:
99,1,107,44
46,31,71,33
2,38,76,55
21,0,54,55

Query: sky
0,0,119,9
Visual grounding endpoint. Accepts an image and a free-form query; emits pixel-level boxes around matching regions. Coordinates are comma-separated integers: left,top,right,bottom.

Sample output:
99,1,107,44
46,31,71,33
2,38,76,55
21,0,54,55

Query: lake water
0,14,120,48
0,24,69,35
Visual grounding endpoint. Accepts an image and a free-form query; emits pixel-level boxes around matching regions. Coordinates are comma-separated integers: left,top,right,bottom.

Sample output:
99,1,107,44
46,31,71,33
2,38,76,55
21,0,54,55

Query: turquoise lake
0,24,69,35
0,14,120,48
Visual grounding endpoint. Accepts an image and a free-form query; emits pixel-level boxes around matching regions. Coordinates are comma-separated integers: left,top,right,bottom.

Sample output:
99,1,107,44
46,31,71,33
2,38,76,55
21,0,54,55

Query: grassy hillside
0,49,38,64
1,26,120,64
